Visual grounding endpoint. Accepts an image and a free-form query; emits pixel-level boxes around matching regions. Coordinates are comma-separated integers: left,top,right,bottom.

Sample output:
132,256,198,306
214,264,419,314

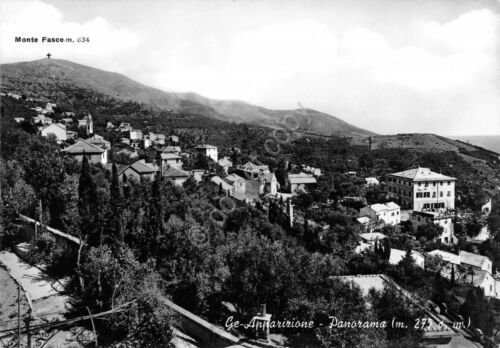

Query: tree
415,223,443,241
194,152,209,170
461,287,495,336
382,238,391,261
183,176,198,195
110,163,122,202
78,156,98,245
369,285,422,344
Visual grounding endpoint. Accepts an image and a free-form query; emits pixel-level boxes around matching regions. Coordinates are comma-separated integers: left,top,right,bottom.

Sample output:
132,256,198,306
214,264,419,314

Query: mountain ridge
0,58,374,138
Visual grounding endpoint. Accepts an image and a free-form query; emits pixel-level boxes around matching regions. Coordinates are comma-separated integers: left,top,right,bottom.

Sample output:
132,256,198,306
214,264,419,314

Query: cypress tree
110,163,122,202
78,156,97,217
78,156,98,244
383,238,391,261
122,173,130,198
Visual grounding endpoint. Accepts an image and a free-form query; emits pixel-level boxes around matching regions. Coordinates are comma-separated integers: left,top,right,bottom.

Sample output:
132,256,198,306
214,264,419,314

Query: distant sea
451,135,500,154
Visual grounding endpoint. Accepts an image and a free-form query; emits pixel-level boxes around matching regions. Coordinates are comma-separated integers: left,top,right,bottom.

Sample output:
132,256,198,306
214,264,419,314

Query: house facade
78,114,94,135
163,168,189,186
161,153,183,171
41,123,67,143
62,140,107,166
288,173,317,194
387,167,456,211
360,202,400,226
195,144,218,162
121,160,158,183
410,210,457,245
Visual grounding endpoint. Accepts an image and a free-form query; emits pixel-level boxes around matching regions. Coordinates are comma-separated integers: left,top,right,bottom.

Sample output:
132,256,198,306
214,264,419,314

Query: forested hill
0,58,374,138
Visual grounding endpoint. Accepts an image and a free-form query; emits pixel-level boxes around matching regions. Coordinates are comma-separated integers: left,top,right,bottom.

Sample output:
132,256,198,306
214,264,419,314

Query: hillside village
2,85,500,348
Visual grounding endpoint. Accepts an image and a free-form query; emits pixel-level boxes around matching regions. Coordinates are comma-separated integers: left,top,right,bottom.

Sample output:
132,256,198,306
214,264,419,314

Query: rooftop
369,202,400,212
161,153,182,160
195,144,217,149
390,167,456,182
459,251,490,269
288,173,317,185
428,250,461,265
163,168,189,178
62,140,104,154
128,160,157,174
359,232,387,242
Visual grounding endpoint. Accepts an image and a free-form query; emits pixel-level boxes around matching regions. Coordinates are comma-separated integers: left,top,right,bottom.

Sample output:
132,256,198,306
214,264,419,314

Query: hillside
0,58,374,138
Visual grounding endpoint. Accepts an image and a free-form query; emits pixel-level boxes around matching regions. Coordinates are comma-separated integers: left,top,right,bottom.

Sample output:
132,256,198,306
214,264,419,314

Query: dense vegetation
2,93,500,347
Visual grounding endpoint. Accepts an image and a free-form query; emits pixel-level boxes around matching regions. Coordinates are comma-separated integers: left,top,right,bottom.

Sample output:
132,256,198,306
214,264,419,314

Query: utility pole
17,285,21,347
24,313,32,348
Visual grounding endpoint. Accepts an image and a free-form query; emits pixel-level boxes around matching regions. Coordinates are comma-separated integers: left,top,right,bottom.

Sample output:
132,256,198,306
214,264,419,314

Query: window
418,182,421,187
440,181,443,185
447,191,451,197
397,211,399,215
391,212,394,216
440,192,443,197
417,192,422,198
447,181,451,185
418,216,421,222
433,182,436,186
432,192,436,198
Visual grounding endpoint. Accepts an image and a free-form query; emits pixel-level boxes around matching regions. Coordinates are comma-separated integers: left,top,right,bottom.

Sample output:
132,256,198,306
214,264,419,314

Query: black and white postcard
1,1,500,347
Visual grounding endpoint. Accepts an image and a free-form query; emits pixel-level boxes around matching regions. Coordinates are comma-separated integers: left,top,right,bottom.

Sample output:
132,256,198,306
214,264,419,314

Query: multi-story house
78,114,94,135
410,210,457,245
194,144,218,162
387,167,456,211
360,202,401,226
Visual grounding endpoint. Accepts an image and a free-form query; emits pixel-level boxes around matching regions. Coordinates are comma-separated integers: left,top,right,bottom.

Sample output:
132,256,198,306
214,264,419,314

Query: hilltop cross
46,53,51,59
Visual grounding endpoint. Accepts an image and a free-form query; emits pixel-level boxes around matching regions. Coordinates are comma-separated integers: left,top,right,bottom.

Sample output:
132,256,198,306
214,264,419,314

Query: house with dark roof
163,168,190,186
62,139,107,165
121,160,158,183
387,167,456,210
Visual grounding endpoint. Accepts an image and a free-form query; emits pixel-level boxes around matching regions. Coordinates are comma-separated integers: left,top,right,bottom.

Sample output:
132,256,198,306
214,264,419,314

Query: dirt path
0,266,30,331
0,250,69,317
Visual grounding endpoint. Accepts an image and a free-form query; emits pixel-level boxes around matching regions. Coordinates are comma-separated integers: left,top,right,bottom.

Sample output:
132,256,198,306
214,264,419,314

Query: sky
1,0,499,136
